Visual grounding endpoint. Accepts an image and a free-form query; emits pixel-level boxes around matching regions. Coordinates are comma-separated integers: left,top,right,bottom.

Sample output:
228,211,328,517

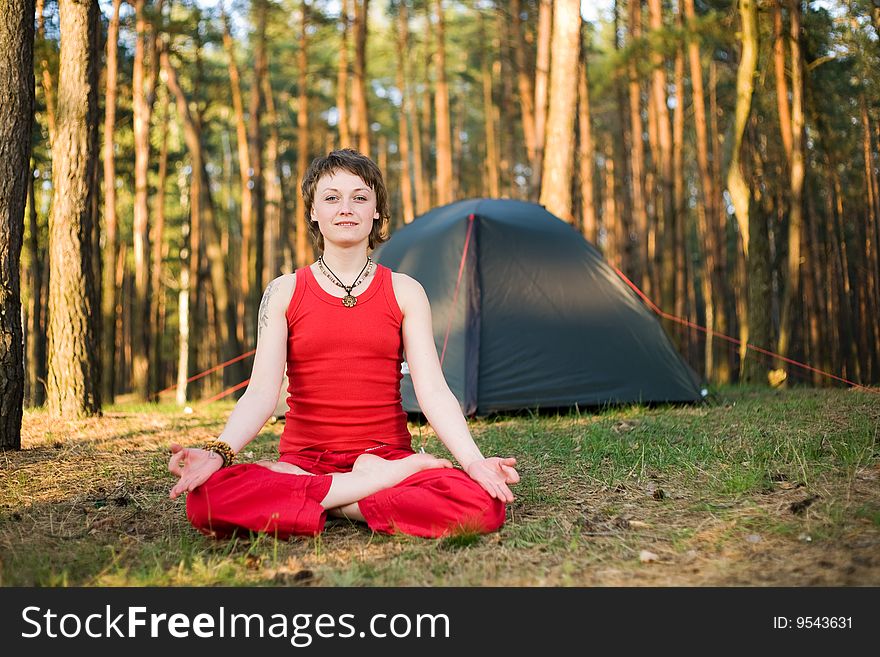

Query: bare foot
351,452,453,488
255,460,314,476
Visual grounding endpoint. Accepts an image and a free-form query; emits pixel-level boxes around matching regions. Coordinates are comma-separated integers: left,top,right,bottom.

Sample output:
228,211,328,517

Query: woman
168,148,520,539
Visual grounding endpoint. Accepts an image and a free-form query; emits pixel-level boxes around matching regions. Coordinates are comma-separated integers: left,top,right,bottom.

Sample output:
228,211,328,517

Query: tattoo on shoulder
258,278,281,337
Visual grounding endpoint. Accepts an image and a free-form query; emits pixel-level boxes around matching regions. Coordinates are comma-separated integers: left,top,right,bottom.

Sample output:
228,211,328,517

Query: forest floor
1,386,878,587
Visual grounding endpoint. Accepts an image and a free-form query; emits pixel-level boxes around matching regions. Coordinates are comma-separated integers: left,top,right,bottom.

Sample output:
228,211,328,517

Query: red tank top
278,263,412,454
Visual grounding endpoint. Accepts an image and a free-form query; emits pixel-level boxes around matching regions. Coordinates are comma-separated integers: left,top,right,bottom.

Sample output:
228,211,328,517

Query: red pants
186,445,506,539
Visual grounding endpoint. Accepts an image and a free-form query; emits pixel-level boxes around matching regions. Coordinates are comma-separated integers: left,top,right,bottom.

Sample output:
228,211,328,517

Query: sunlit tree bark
0,0,35,448
131,0,163,401
337,0,351,148
296,0,311,267
101,0,121,403
777,0,806,376
47,0,101,418
396,0,415,222
539,0,580,223
577,18,597,242
433,0,453,206
532,0,552,196
351,0,370,155
726,0,760,377
480,9,500,199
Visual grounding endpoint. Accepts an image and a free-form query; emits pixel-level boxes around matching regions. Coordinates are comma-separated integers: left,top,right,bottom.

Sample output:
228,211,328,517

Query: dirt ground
2,397,879,587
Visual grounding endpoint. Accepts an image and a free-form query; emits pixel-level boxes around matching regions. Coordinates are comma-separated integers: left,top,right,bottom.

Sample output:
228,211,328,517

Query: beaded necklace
317,256,373,307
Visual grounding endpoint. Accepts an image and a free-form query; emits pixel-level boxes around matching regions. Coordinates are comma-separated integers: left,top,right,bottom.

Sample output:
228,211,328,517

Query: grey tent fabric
373,198,703,415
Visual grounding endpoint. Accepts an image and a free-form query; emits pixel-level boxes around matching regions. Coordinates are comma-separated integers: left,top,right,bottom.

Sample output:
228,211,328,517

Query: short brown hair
301,148,390,251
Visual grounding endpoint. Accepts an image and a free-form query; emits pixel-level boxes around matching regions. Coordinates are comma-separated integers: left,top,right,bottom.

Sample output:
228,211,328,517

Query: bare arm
397,274,483,468
217,274,293,453
169,274,294,498
397,274,519,501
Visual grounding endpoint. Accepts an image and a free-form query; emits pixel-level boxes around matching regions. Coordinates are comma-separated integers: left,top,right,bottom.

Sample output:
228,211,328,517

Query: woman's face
311,169,378,248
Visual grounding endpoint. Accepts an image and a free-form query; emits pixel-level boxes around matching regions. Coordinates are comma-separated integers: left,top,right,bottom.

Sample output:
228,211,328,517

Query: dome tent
373,198,704,416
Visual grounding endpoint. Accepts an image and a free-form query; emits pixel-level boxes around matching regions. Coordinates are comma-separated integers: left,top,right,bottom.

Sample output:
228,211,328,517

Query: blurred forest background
1,0,880,446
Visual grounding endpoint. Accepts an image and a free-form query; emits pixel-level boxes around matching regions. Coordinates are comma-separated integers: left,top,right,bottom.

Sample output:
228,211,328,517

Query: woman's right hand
168,443,224,499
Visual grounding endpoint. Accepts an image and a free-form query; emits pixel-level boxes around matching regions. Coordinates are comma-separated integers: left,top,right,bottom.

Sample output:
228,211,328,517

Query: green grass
854,504,880,527
1,386,878,586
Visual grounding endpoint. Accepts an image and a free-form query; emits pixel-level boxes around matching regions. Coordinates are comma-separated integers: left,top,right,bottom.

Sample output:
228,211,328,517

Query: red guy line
203,378,250,404
158,349,256,395
610,264,878,394
440,213,476,366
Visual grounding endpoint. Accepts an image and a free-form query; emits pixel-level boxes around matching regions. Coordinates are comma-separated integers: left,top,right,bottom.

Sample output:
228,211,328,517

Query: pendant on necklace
342,294,357,308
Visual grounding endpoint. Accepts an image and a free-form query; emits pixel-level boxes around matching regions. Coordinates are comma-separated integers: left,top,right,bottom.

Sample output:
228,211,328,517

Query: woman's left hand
465,457,520,502
168,443,223,499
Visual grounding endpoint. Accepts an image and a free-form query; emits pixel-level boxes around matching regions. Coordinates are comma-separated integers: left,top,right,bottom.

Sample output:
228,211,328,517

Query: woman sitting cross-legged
168,148,520,539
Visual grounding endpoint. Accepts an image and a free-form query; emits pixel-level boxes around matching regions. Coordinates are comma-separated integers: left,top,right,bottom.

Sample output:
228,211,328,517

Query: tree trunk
612,0,633,274
262,59,285,281
645,61,659,295
187,85,202,399
248,0,267,339
875,117,880,237
150,91,169,398
577,19,597,242
817,168,841,377
804,192,827,383
726,0,758,376
497,13,516,198
420,57,435,207
453,99,464,198
871,118,880,380
175,144,193,404
647,0,676,315
115,242,127,391
204,276,218,396
532,0,552,196
396,0,415,222
727,0,758,255
628,0,648,286
296,0,311,267
132,0,150,396
673,12,687,347
378,133,388,185
433,0,453,206
176,241,190,405
871,112,880,378
101,0,121,403
773,2,793,163
709,60,733,381
538,0,580,223
862,95,880,379
479,10,500,199
131,0,162,401
351,0,370,155
826,159,858,380
744,132,773,384
684,0,725,382
777,0,805,374
35,0,56,145
0,0,34,448
410,80,428,216
26,162,47,407
161,43,244,390
510,0,537,167
602,138,620,267
337,0,351,148
221,11,254,346
121,263,131,392
47,0,101,418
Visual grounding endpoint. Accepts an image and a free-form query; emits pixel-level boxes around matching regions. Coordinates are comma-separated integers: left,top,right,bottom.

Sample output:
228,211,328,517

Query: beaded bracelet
202,440,236,468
